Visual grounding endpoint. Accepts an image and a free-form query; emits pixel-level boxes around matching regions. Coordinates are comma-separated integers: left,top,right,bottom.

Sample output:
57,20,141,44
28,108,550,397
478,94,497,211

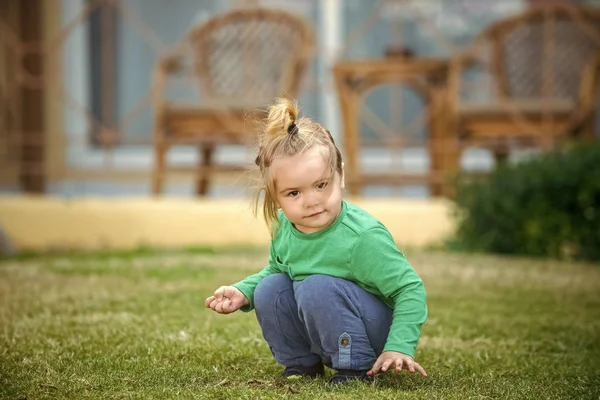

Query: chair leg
196,143,215,197
441,139,461,198
428,87,450,198
429,137,445,197
152,142,167,196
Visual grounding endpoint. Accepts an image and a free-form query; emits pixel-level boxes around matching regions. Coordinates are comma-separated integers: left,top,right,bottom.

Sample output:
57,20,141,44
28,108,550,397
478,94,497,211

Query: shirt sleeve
350,227,428,358
232,240,283,312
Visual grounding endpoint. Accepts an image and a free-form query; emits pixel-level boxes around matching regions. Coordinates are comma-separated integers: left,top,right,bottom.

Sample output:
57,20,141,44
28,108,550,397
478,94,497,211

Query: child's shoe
281,363,324,379
328,369,372,385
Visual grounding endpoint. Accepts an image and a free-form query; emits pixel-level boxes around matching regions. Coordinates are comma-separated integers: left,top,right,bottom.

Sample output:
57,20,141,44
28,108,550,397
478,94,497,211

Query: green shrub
451,142,600,261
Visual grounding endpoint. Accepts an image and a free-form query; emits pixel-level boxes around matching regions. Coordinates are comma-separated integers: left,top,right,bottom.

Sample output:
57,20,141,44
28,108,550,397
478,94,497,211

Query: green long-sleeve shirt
233,200,427,358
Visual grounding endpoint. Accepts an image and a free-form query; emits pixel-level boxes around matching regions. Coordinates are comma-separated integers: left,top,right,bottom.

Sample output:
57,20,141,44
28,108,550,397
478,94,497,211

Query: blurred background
0,0,599,255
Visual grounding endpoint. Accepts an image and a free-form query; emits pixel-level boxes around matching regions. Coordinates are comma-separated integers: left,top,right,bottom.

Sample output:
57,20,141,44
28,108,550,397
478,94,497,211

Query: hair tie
287,123,299,136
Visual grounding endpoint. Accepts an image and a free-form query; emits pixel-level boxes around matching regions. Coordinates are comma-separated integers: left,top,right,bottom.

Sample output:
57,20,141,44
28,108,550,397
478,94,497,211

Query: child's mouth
306,211,324,218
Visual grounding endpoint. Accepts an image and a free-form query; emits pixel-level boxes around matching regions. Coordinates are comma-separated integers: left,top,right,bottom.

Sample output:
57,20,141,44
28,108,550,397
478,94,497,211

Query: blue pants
254,273,393,371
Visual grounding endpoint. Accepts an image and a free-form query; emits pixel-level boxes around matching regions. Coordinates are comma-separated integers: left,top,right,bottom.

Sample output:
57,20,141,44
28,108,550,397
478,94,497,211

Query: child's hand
205,286,249,314
367,351,427,377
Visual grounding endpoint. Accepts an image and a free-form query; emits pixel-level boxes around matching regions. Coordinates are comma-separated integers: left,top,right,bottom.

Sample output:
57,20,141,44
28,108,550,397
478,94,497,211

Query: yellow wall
0,197,454,251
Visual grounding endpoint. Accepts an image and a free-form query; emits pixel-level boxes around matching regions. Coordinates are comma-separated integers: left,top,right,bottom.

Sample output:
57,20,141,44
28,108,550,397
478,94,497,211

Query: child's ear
340,162,346,189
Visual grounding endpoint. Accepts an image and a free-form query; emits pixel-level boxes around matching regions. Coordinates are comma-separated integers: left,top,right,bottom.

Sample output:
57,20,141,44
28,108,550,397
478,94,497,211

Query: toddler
205,98,428,384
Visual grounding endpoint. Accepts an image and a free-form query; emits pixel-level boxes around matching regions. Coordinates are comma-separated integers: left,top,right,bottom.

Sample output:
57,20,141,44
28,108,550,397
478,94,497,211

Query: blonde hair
252,97,343,233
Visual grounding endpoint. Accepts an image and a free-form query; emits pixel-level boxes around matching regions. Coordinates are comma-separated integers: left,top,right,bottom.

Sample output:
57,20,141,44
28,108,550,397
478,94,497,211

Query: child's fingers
367,360,382,376
207,287,242,314
218,300,234,314
209,298,220,311
214,286,227,300
380,359,394,372
204,296,215,308
414,363,427,376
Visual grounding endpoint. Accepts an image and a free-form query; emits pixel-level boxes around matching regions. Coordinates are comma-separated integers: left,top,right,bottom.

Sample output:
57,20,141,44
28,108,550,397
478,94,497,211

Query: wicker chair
151,8,314,196
441,4,600,192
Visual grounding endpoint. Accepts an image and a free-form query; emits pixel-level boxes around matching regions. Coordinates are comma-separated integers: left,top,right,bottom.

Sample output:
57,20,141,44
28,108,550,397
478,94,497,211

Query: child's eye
287,190,300,197
317,181,328,189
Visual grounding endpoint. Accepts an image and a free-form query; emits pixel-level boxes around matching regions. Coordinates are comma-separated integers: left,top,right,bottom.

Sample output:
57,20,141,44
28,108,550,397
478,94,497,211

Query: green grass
1,248,599,399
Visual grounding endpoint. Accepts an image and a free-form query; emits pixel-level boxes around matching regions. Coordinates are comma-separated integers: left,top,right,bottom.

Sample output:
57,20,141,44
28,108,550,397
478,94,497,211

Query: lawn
1,248,599,399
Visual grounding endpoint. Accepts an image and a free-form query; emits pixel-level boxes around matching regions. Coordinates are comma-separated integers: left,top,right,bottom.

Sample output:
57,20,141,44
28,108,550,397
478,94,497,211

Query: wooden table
332,58,451,197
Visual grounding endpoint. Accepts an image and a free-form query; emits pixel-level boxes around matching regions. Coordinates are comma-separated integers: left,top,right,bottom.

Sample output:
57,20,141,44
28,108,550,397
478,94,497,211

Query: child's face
272,146,344,234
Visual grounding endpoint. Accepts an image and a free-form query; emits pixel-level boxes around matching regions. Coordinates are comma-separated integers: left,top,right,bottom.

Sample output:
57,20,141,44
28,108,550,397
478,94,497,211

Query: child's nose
304,190,321,208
